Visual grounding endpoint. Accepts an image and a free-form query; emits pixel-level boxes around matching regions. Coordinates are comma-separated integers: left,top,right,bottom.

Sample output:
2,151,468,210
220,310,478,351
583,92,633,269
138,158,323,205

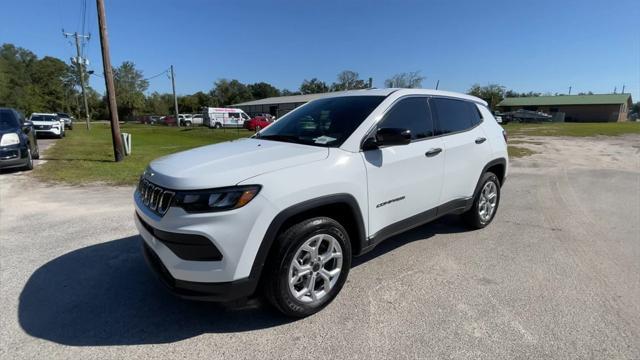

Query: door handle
425,148,442,157
475,137,487,144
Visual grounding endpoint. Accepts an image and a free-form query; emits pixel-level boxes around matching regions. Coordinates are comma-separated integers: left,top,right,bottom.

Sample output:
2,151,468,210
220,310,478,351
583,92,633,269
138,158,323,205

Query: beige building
497,94,633,122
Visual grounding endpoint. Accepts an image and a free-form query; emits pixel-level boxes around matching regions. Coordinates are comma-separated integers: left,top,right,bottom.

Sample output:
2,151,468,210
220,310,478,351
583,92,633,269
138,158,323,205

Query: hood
146,138,329,189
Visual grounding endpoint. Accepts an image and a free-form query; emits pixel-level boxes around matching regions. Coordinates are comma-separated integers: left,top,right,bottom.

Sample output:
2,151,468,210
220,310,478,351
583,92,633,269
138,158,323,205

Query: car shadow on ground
18,215,468,346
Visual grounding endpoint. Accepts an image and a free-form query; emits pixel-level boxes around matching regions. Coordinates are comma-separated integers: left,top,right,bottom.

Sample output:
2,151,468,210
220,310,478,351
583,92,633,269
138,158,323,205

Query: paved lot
1,135,639,359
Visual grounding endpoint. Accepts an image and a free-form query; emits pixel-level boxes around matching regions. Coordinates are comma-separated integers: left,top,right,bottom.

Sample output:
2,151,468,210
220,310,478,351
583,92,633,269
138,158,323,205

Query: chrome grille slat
138,178,173,216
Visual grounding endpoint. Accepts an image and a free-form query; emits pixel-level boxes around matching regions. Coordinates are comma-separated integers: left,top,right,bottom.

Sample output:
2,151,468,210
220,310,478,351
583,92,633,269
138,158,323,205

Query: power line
144,68,171,81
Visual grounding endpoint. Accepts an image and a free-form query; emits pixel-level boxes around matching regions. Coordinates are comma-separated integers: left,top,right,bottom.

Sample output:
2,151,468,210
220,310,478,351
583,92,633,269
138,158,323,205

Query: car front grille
138,178,175,216
35,125,52,130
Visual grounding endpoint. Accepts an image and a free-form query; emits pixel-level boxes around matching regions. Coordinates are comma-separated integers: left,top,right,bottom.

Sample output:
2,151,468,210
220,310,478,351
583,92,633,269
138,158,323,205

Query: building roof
497,94,631,107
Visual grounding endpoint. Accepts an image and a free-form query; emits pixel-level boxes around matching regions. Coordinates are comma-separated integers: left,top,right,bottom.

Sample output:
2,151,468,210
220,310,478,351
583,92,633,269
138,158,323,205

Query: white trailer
203,107,251,128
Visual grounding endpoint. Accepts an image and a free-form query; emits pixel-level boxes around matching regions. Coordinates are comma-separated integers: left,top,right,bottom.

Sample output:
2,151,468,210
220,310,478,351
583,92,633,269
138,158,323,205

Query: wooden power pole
171,65,180,128
63,31,91,130
96,0,124,162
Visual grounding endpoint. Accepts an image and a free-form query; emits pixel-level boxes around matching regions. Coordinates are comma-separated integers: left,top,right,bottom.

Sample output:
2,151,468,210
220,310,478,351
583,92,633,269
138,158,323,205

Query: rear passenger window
379,97,433,140
431,98,480,135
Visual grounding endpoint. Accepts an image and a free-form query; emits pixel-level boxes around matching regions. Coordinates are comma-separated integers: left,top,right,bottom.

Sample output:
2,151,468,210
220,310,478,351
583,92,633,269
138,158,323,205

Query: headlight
0,133,20,146
174,185,261,213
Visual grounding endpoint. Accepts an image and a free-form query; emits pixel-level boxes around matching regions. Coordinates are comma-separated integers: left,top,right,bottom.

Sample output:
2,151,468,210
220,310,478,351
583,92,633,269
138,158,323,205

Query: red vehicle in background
243,115,273,131
163,116,177,126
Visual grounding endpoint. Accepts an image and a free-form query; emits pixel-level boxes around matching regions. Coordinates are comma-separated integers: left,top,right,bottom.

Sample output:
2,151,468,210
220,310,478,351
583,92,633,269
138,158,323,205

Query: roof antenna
435,80,439,90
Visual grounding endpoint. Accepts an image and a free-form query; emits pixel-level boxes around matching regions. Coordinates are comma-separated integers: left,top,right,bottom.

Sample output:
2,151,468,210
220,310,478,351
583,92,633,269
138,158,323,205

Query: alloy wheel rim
478,181,498,223
288,234,343,304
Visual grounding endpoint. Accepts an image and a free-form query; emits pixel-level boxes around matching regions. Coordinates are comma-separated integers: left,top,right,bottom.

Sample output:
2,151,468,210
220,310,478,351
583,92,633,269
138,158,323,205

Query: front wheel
264,217,351,317
214,123,222,129
463,172,500,229
255,125,261,131
23,148,33,171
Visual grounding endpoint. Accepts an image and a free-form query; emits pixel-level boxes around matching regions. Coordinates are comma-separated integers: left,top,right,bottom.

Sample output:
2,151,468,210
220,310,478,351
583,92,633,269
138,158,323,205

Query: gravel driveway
1,135,639,359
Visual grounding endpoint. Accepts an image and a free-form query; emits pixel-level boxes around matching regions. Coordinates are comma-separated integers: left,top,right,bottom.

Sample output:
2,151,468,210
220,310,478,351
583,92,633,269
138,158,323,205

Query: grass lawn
34,123,251,185
507,146,536,158
34,121,640,185
503,122,640,137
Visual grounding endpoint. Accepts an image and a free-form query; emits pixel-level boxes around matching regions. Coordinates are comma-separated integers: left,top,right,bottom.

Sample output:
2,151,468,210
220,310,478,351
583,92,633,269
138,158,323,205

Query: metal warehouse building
497,94,633,122
232,93,335,118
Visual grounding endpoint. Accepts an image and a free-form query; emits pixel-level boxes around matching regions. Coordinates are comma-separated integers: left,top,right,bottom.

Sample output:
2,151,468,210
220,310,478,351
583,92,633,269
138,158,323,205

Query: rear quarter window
431,98,481,135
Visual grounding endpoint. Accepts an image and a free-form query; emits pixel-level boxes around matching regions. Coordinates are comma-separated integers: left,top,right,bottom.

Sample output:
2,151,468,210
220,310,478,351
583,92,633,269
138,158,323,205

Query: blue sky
2,0,639,100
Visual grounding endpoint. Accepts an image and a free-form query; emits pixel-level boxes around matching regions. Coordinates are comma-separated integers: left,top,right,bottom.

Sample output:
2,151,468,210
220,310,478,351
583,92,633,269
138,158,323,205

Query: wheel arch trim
248,193,366,285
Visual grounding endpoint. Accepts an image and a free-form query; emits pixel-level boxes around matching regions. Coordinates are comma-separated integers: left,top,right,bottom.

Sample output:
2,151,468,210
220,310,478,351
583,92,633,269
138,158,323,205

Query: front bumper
35,127,62,136
134,188,278,301
141,241,256,301
0,144,28,169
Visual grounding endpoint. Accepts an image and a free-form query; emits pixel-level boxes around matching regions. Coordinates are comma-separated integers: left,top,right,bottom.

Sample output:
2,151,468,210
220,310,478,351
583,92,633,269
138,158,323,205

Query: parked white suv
29,113,65,138
134,89,508,317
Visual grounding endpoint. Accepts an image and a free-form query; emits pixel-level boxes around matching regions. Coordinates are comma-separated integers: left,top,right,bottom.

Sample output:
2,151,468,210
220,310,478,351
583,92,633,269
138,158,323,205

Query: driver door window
378,97,434,140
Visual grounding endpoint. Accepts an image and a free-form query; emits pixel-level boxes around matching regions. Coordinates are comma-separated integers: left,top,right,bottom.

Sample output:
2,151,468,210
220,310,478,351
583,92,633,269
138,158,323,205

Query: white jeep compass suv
134,89,508,317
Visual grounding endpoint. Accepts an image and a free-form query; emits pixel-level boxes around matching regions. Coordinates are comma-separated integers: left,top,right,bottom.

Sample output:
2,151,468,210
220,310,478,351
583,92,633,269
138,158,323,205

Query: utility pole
621,84,625,93
96,0,124,162
63,31,91,130
171,65,180,128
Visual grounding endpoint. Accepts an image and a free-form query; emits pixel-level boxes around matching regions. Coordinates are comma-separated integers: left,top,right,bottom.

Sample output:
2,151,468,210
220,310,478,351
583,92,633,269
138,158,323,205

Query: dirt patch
509,134,640,173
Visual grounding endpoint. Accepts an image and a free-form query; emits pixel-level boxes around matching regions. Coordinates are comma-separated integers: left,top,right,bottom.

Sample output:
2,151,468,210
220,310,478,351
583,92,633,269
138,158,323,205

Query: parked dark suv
0,108,40,171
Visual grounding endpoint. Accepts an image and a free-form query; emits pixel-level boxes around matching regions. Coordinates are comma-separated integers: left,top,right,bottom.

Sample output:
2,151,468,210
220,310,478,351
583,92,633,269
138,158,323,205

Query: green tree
504,90,542,98
144,92,172,115
31,56,76,113
113,61,149,119
210,79,253,106
384,71,424,88
281,89,301,96
248,82,280,100
300,78,328,94
331,70,367,91
467,83,506,110
178,91,211,113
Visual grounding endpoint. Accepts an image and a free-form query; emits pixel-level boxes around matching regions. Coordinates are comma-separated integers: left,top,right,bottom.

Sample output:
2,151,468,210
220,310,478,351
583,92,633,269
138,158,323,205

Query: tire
32,144,40,160
184,121,192,127
264,217,352,317
214,122,222,129
463,172,501,229
23,148,33,171
255,125,261,131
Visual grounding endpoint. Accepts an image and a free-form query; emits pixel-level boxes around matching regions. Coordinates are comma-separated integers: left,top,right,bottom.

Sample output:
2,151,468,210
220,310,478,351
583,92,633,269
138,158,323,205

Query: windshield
0,110,20,130
31,115,58,122
256,96,385,147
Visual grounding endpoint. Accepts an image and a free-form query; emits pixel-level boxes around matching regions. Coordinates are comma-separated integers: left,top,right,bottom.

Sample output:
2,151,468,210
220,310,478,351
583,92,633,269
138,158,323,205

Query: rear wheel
184,121,192,127
463,172,500,229
264,217,351,317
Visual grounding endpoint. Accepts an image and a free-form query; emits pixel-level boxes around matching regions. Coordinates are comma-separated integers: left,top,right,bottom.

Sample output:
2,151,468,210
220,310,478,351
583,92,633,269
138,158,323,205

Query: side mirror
22,121,33,132
375,127,411,147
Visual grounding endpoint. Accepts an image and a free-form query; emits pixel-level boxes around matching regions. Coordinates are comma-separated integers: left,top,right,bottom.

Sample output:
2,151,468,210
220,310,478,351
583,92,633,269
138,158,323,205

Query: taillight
502,129,508,143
